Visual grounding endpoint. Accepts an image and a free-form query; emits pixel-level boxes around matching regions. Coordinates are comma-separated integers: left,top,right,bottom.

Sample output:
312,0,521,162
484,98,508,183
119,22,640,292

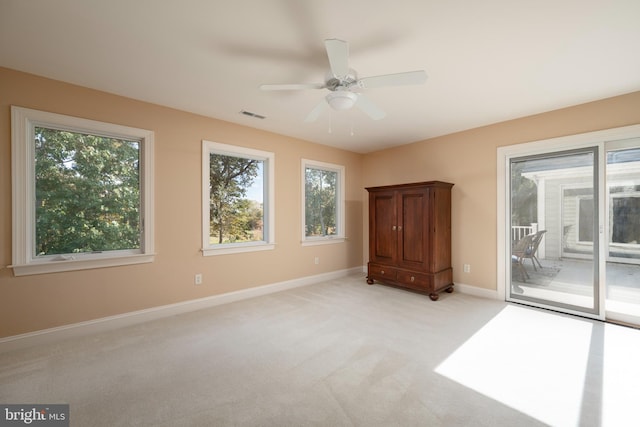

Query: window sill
301,237,346,247
202,243,276,256
10,253,155,276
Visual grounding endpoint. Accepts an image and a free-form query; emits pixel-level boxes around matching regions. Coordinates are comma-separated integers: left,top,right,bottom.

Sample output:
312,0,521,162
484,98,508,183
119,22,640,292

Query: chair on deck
512,233,535,282
527,230,547,270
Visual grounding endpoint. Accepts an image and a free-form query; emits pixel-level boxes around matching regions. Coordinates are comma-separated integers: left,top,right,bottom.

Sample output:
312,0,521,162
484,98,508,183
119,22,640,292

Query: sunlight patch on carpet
435,305,592,426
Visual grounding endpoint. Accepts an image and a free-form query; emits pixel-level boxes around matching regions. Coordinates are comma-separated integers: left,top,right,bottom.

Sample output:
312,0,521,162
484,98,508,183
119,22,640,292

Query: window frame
301,159,346,246
10,106,155,276
201,140,275,256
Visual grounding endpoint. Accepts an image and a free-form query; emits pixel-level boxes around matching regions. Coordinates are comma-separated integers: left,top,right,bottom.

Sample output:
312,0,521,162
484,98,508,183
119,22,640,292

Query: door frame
497,124,640,321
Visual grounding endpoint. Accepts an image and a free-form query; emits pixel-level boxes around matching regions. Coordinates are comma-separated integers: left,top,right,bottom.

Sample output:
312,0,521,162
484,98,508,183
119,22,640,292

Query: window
11,106,155,276
202,141,275,255
302,159,345,245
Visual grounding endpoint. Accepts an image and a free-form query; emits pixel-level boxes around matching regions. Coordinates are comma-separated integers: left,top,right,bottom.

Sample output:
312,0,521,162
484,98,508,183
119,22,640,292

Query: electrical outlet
314,257,319,265
194,273,203,285
463,264,471,273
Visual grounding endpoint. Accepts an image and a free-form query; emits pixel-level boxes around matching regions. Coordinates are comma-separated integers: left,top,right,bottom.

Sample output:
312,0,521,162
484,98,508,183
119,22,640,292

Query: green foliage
305,167,337,237
511,161,537,226
209,154,262,244
35,127,141,256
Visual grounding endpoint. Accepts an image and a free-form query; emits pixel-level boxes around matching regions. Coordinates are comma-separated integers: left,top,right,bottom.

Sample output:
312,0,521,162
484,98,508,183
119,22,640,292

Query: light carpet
1,274,639,426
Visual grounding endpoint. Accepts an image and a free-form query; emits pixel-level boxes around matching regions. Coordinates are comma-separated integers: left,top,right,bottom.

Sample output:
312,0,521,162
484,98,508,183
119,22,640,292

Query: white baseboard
0,267,362,353
454,282,500,300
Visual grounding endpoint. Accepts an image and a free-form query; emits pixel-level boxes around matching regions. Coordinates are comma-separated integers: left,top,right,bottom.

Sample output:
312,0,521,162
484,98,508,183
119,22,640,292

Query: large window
302,159,345,245
11,106,155,276
202,141,274,255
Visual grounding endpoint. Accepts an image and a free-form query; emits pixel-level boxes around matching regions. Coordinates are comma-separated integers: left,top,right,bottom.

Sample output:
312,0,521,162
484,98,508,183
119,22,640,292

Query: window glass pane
208,154,264,244
305,166,337,237
34,127,141,256
509,149,597,311
578,198,594,242
611,197,640,244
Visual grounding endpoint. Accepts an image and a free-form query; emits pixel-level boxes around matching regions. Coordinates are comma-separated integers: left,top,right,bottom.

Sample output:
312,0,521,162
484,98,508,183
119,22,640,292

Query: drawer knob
410,276,415,282
381,270,385,275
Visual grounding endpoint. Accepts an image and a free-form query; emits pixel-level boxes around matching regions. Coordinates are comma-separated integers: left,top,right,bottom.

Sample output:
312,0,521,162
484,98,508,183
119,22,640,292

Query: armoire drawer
368,263,397,281
397,270,432,290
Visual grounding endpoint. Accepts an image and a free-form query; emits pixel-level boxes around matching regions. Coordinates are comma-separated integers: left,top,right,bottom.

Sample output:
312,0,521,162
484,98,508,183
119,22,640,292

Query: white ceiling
2,0,640,153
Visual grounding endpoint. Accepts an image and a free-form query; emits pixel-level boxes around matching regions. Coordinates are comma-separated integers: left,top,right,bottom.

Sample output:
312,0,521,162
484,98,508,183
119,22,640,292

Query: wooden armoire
366,181,454,301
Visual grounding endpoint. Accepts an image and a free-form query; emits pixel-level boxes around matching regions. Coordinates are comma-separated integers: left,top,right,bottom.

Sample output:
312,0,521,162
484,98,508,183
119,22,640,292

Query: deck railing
512,223,538,242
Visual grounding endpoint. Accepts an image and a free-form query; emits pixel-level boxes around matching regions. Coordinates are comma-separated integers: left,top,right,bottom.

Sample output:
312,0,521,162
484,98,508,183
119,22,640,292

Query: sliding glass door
605,140,640,324
508,148,600,316
500,130,640,324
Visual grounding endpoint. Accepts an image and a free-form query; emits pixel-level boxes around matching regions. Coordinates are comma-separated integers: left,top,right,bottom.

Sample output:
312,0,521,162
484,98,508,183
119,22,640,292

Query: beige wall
363,91,640,291
0,68,364,337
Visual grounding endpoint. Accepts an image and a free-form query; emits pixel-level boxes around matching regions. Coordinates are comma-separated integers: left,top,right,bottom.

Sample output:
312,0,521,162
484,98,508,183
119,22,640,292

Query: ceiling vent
240,110,266,120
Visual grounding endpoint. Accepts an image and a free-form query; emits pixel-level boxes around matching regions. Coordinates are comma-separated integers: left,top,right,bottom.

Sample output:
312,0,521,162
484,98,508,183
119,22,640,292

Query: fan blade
357,70,427,89
260,83,325,91
355,94,385,120
325,39,349,78
304,100,329,123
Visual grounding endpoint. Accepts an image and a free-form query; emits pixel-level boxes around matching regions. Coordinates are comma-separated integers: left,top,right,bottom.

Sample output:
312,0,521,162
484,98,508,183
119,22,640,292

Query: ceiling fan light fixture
260,38,426,122
326,90,357,110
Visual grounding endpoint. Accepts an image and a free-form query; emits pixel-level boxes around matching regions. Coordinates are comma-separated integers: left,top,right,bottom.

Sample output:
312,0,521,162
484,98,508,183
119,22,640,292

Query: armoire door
397,188,429,270
369,190,397,264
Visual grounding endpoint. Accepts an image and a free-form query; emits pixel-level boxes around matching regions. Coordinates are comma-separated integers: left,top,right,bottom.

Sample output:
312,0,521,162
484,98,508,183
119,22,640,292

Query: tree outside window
209,154,262,244
202,141,275,255
35,127,141,256
302,159,345,244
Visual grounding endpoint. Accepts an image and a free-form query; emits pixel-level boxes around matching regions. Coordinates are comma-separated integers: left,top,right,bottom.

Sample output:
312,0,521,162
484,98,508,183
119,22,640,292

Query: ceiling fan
260,39,428,122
